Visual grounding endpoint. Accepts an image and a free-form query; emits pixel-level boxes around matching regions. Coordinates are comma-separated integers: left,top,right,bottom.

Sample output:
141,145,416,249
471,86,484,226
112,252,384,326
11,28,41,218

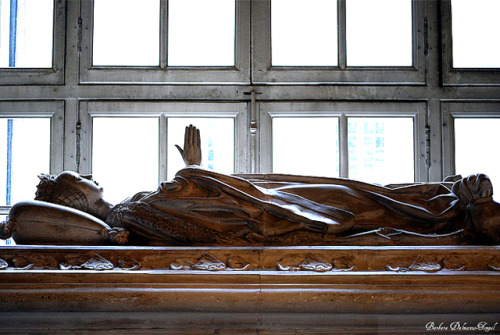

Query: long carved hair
35,173,90,213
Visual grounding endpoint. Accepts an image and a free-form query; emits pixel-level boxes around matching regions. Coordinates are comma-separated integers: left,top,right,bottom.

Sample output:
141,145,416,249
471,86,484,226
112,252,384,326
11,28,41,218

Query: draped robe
106,167,472,245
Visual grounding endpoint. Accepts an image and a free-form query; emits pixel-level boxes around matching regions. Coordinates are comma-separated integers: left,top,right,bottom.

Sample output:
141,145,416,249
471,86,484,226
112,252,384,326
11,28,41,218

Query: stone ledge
0,246,499,333
1,312,499,334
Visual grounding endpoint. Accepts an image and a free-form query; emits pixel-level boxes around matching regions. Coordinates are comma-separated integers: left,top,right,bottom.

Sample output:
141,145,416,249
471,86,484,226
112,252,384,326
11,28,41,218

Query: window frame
259,101,427,182
442,101,500,178
0,100,64,216
252,0,425,85
79,0,251,84
440,0,500,86
78,101,249,182
0,0,66,85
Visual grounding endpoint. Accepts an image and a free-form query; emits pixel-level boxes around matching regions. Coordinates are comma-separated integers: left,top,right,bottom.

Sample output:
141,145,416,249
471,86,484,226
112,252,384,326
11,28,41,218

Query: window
92,0,160,67
93,0,235,67
441,0,500,85
92,117,159,203
255,0,423,84
0,0,65,84
260,102,425,184
0,117,50,245
0,117,50,205
442,102,500,201
167,117,235,180
0,0,54,68
0,101,63,245
273,117,339,177
454,118,500,201
79,102,246,203
168,0,235,67
271,0,338,67
0,0,499,250
346,0,412,67
451,0,500,69
347,117,414,184
81,0,249,83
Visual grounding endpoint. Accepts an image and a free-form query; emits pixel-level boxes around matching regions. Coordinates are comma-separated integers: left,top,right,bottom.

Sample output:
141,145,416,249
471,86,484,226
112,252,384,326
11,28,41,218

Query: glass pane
346,0,412,66
168,0,235,66
93,0,160,66
0,0,53,68
92,118,159,204
455,118,500,201
273,117,339,177
0,215,16,246
272,0,337,66
0,118,50,205
167,118,234,180
348,117,414,184
452,0,500,68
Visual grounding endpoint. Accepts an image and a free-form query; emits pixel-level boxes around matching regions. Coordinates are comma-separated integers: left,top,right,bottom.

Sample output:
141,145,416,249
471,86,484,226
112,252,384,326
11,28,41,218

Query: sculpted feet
453,174,500,244
469,201,500,244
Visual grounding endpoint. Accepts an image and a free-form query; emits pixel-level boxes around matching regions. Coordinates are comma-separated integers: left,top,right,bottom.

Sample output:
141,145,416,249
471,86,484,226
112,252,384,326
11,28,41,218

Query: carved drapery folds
2,169,500,247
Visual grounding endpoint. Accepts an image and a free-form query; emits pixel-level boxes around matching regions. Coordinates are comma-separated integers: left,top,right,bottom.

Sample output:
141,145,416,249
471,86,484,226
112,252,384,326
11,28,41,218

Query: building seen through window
348,118,414,185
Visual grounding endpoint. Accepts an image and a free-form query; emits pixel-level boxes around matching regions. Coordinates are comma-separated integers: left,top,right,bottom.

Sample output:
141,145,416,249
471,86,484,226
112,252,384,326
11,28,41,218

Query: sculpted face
58,171,102,199
55,171,112,220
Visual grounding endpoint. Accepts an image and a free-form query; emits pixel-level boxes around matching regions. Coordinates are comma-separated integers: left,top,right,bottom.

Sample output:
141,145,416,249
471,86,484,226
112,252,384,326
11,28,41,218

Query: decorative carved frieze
0,246,499,273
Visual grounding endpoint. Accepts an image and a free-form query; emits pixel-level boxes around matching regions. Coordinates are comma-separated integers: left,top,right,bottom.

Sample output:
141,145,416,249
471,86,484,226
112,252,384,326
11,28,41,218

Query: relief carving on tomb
0,249,498,273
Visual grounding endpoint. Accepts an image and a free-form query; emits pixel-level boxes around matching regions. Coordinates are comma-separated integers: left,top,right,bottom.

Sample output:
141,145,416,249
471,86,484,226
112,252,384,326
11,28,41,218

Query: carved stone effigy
1,169,500,247
2,125,499,247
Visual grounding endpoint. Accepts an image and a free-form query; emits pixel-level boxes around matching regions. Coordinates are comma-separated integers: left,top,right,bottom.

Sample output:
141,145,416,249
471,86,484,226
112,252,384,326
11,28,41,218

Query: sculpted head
35,171,112,220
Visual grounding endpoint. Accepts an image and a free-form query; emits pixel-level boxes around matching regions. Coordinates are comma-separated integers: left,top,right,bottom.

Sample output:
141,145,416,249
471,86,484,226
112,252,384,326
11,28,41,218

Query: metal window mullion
78,101,93,175
160,0,168,69
250,0,271,82
442,106,455,179
413,0,422,71
338,0,346,69
259,104,272,174
234,103,249,174
159,114,168,181
339,113,348,178
414,105,428,182
249,91,259,173
235,0,251,79
0,206,11,216
50,102,65,174
6,120,13,206
8,0,18,67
